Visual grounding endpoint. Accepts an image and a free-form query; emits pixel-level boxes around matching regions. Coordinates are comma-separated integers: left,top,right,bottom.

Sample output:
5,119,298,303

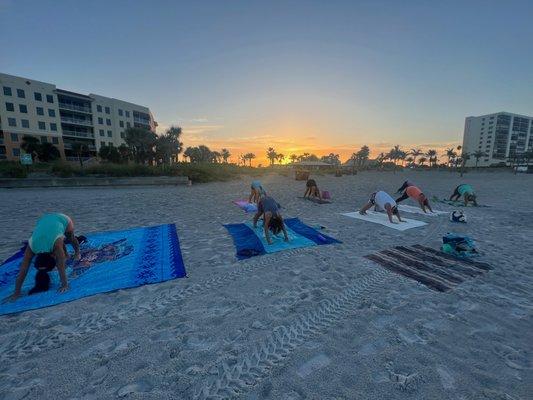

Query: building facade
462,112,533,167
0,73,157,161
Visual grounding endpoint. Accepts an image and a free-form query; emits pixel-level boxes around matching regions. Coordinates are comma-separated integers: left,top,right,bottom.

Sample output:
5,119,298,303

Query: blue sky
1,0,532,162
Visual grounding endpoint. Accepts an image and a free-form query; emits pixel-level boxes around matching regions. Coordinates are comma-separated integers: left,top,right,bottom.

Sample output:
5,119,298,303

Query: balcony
64,143,96,151
58,102,92,114
62,130,95,139
133,117,151,125
61,116,93,126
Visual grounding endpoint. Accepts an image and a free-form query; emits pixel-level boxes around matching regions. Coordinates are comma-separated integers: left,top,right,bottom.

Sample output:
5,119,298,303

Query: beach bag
441,233,477,257
322,191,331,200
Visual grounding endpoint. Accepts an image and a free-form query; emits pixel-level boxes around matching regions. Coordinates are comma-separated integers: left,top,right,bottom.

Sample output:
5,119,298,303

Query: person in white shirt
359,190,403,224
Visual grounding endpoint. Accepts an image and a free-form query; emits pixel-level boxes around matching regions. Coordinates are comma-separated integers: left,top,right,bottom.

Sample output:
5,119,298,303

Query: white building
462,112,533,167
0,72,157,161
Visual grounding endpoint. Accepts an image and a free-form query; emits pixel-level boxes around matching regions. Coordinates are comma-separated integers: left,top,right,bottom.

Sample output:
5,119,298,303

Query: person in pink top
395,185,434,213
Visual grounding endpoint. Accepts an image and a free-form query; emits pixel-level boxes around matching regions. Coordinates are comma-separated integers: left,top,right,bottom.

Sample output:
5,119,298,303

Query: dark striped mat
364,244,492,292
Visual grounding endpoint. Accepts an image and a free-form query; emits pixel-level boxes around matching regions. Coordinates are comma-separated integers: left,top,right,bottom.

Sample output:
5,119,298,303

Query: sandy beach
0,170,531,400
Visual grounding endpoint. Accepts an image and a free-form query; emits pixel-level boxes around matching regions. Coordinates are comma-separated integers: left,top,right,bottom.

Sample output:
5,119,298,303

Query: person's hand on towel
58,284,69,294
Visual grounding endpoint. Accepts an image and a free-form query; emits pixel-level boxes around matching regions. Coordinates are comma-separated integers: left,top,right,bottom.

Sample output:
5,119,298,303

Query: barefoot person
396,185,434,213
253,195,289,245
3,213,81,302
249,180,266,204
303,178,321,200
359,191,403,224
450,184,478,206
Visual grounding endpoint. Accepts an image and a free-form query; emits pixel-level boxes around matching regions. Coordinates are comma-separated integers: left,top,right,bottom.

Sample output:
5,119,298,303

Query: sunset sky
2,0,533,165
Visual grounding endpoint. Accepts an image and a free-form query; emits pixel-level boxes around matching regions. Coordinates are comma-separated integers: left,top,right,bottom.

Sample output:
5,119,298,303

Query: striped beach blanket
365,244,491,292
0,224,186,315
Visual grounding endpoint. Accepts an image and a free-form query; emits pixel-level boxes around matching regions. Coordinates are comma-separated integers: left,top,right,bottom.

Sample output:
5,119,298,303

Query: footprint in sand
296,353,331,378
436,365,456,390
397,327,427,345
117,379,153,397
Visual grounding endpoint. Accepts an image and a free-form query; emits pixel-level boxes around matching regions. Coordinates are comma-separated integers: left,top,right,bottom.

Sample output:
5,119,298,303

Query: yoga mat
224,217,341,259
0,224,186,315
341,211,427,231
299,197,332,204
398,204,448,216
233,200,258,213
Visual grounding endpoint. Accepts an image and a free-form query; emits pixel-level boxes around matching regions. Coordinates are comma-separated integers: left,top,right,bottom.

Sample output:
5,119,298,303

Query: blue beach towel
224,217,341,259
0,224,186,315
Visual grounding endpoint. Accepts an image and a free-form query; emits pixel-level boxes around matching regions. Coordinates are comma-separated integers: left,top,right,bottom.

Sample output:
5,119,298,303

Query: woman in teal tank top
450,184,477,206
3,213,81,303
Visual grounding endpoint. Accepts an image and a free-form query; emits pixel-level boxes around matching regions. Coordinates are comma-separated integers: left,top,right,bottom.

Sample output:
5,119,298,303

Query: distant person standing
359,191,403,224
396,185,434,213
450,184,477,206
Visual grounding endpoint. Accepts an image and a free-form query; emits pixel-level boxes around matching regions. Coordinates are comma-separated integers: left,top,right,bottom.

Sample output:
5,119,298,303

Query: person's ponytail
29,269,51,294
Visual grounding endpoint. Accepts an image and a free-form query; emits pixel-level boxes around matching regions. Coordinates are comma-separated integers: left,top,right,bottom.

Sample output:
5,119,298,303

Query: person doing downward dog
249,180,266,204
3,213,81,303
303,178,321,200
396,185,434,213
449,184,477,206
396,180,415,193
253,195,289,245
359,190,403,224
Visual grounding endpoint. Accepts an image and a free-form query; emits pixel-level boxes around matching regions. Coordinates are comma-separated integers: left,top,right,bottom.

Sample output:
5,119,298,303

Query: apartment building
0,73,157,161
462,112,533,167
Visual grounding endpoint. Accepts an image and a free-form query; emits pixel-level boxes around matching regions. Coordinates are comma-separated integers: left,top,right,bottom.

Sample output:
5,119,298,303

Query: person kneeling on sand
249,180,266,204
3,213,81,303
253,195,289,245
450,184,477,206
359,191,403,224
304,178,322,200
396,185,434,213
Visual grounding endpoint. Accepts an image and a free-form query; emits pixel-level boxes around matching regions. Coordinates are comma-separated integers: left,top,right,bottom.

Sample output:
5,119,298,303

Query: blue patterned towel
0,224,186,315
224,217,341,259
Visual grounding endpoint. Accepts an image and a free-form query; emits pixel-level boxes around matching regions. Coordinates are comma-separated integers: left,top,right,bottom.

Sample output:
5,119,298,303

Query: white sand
0,170,531,400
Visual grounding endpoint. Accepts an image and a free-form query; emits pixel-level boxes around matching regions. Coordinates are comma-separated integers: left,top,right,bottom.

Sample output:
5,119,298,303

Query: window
119,120,124,127
48,109,55,117
17,89,25,98
19,104,28,113
21,119,30,128
99,129,105,137
5,102,14,111
34,92,42,101
98,117,103,124
38,121,46,130
107,130,112,137
126,122,131,128
8,118,16,127
105,106,110,114
95,105,102,112
118,109,123,116
36,107,44,115
10,133,18,141
52,137,59,144
3,86,12,96
50,123,57,131
106,119,111,126
41,136,48,143
125,111,130,117
13,148,20,157
46,94,54,103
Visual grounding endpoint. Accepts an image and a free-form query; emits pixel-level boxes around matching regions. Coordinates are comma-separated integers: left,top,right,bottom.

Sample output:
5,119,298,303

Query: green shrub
0,161,28,178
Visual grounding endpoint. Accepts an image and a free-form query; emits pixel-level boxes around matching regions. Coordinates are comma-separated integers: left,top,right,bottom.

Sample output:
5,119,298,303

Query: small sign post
20,154,33,165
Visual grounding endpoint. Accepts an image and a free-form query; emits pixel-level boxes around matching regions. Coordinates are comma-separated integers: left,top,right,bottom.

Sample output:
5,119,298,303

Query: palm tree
376,152,385,168
472,150,486,169
459,152,470,177
350,152,359,174
276,153,285,164
244,152,256,167
445,148,456,168
221,148,231,163
289,154,298,164
409,148,423,166
72,142,88,167
266,147,277,166
418,157,427,167
426,149,437,168
21,135,40,161
405,156,414,166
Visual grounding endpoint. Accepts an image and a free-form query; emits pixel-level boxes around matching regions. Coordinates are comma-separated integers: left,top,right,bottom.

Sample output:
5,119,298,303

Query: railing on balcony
61,116,93,126
64,143,96,151
62,130,95,138
58,102,92,114
133,117,151,125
